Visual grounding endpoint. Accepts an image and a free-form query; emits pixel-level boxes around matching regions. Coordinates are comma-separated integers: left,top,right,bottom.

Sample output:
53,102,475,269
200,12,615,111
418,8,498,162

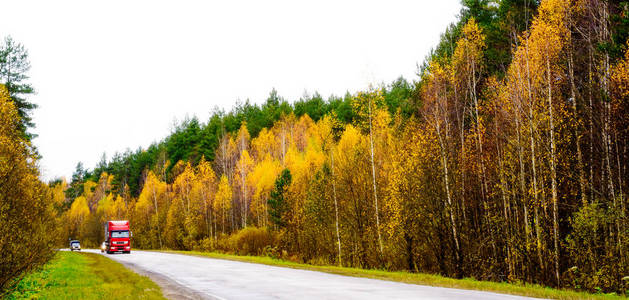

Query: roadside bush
261,245,280,259
0,85,57,294
199,237,215,251
220,227,277,256
565,202,629,293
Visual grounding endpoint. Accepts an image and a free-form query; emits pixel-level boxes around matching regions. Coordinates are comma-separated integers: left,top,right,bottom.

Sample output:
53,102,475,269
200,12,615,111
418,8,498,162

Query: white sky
0,0,461,181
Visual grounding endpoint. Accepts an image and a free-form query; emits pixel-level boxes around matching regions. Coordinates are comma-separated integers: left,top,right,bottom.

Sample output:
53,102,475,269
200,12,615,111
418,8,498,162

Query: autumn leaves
51,0,629,294
0,85,56,292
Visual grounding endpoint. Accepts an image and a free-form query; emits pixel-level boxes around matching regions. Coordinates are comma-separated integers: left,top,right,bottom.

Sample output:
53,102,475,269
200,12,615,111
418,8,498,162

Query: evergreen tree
0,36,35,139
268,169,292,228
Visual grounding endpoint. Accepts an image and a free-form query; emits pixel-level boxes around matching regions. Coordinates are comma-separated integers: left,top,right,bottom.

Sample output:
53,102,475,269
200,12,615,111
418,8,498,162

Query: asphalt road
83,249,540,300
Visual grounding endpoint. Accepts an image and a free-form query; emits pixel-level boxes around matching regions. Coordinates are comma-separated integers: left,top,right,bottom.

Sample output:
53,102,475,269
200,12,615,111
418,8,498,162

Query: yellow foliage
612,41,629,99
452,17,485,87
50,179,67,209
351,89,386,134
0,84,57,290
336,125,361,160
253,128,277,159
173,162,195,213
215,175,232,211
236,122,251,152
137,171,168,214
83,180,97,201
68,196,90,240
247,156,281,227
214,175,232,233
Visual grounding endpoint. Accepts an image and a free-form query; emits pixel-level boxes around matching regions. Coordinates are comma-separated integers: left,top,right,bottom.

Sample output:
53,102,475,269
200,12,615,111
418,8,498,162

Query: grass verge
160,250,624,300
7,251,165,300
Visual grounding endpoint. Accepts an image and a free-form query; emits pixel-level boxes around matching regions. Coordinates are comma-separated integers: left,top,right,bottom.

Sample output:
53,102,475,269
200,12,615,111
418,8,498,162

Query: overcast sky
0,0,461,181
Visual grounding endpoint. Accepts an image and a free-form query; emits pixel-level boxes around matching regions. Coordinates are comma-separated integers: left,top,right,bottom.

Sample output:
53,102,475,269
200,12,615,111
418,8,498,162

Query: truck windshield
111,231,129,238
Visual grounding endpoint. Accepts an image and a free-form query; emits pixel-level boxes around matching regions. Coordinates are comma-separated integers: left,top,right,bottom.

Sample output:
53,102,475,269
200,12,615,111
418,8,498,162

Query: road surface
83,249,540,300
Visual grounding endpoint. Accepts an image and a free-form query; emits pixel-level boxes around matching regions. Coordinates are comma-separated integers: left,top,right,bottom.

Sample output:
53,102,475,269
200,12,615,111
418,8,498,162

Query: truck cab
104,220,132,254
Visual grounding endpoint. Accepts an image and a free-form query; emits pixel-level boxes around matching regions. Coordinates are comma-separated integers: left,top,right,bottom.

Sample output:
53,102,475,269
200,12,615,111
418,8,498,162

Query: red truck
104,220,132,254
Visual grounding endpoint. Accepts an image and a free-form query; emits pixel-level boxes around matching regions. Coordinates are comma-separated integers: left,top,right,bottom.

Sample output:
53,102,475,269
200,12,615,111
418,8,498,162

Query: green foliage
66,162,86,200
0,36,35,139
383,77,415,118
607,1,629,60
427,0,538,77
167,117,203,171
294,92,329,121
268,169,292,228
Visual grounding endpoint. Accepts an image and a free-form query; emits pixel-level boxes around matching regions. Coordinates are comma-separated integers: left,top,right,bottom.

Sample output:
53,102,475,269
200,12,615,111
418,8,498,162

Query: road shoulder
100,253,216,300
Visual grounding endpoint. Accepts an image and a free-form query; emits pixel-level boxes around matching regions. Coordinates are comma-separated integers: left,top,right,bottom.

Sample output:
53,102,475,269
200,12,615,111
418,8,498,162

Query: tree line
61,0,629,294
7,0,629,295
65,80,414,199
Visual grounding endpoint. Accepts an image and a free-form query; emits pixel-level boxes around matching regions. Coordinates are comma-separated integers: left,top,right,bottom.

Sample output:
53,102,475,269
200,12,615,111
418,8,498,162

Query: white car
100,242,107,253
70,240,81,251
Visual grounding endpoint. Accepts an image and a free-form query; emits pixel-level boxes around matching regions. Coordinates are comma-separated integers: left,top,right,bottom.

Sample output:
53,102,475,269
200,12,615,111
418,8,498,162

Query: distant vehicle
104,220,132,254
70,240,81,251
100,242,107,253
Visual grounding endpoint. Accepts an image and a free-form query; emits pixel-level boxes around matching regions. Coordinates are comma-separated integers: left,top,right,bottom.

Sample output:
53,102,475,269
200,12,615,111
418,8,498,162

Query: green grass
161,250,626,300
7,251,165,300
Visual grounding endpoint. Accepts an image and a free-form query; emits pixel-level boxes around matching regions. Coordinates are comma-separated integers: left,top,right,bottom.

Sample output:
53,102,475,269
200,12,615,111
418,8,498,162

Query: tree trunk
433,98,461,274
512,47,533,279
568,42,588,204
546,53,560,287
368,99,384,256
496,115,513,278
525,43,544,275
331,150,343,266
153,186,163,250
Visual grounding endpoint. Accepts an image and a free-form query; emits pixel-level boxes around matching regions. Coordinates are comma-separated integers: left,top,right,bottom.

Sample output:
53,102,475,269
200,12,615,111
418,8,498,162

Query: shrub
0,85,57,294
222,227,277,256
566,202,629,293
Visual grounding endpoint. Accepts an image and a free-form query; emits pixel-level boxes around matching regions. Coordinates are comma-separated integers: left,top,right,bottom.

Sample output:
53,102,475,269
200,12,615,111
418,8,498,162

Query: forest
2,0,629,295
